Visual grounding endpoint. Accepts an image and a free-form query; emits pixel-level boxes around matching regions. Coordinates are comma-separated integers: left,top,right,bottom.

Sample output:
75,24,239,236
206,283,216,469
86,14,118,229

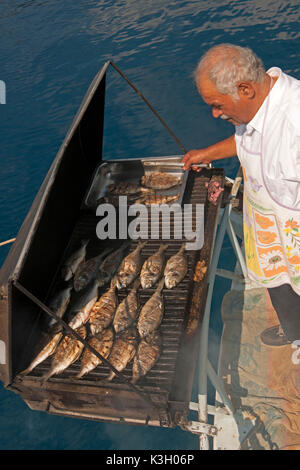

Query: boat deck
211,205,300,450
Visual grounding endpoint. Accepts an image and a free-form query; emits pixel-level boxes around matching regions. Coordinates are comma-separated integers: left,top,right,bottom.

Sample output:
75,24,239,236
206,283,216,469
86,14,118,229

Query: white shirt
235,67,300,210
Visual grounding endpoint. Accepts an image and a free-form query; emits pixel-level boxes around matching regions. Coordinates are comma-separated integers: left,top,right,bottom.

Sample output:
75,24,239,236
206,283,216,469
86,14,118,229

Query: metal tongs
143,161,213,169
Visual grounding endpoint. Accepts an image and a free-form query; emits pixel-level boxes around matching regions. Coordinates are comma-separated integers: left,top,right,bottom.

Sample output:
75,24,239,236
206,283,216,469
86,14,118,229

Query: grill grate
31,240,197,391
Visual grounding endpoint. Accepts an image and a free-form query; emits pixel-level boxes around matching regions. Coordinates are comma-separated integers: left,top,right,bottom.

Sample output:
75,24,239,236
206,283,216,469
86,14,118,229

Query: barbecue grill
0,61,224,430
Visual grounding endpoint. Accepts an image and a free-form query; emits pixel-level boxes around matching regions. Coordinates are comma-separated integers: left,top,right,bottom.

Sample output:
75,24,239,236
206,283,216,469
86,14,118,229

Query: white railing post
197,167,244,450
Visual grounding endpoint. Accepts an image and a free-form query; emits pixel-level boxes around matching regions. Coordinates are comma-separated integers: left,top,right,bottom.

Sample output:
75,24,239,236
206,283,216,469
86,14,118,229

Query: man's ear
237,82,255,99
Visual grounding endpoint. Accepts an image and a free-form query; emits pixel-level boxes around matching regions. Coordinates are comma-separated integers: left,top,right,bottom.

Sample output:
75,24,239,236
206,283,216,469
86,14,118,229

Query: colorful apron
238,79,300,295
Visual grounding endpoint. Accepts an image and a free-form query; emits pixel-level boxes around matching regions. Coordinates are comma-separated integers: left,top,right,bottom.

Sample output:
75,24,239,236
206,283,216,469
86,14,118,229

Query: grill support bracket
180,420,220,437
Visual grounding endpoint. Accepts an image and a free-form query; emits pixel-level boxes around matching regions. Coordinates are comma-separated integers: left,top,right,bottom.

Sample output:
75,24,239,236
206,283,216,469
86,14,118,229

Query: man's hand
182,136,237,171
182,149,212,172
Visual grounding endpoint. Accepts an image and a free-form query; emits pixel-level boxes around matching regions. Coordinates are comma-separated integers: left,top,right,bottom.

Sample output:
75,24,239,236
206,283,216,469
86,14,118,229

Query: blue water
1,0,300,450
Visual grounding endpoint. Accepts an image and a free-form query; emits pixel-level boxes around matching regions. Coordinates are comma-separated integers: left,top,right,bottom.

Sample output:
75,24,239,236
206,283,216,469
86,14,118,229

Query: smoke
102,420,198,450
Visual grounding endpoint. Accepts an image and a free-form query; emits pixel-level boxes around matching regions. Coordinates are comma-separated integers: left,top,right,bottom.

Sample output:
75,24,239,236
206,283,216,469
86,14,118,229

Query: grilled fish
41,325,86,383
140,244,168,289
89,282,118,335
46,281,73,330
164,243,188,289
137,278,164,338
141,172,181,190
134,193,180,205
113,279,140,334
107,182,152,195
107,327,138,381
67,277,100,330
132,330,162,384
76,327,114,378
73,247,112,292
113,241,147,290
19,332,63,376
97,241,131,287
61,239,89,281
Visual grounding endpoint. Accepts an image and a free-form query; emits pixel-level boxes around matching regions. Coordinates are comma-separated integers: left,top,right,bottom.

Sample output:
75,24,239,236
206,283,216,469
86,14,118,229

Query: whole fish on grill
89,282,118,335
164,243,188,289
113,279,140,334
141,172,181,190
112,241,147,290
140,244,168,289
76,327,114,379
97,240,131,288
73,246,112,292
46,281,73,331
107,327,138,381
61,239,89,281
137,278,164,338
41,325,87,383
67,277,101,330
106,182,152,196
132,330,162,384
134,193,180,205
19,331,63,376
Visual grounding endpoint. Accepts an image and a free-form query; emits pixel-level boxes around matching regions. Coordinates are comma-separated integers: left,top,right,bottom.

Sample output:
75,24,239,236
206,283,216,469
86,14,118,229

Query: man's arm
182,134,237,171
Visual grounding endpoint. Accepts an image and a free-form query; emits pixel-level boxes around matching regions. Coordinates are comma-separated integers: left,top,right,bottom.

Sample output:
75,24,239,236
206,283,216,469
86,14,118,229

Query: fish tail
40,369,54,385
75,369,85,379
101,246,114,260
156,277,165,293
159,244,169,252
61,267,72,281
19,366,32,377
132,278,140,290
140,187,151,193
107,371,115,381
131,373,139,384
89,324,97,336
137,240,147,250
19,354,48,377
109,278,118,291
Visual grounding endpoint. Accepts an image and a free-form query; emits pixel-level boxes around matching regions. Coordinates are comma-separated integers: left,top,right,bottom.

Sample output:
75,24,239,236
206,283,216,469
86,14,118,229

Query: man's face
197,75,249,126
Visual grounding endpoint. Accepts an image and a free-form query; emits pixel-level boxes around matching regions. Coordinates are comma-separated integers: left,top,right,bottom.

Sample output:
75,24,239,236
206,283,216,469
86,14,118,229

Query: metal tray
83,156,189,209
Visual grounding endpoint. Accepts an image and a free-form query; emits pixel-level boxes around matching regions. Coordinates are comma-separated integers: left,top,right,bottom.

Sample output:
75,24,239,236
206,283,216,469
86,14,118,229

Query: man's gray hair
194,44,266,100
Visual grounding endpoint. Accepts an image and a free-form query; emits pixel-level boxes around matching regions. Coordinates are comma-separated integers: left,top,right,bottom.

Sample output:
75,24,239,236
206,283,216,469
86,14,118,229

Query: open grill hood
0,61,224,428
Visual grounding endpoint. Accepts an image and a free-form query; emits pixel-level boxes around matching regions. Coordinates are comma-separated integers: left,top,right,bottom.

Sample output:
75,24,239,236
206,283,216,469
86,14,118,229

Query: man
182,43,300,347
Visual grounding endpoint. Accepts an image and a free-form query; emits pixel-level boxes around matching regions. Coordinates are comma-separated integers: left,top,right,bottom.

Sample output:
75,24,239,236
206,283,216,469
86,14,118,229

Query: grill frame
10,166,224,429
